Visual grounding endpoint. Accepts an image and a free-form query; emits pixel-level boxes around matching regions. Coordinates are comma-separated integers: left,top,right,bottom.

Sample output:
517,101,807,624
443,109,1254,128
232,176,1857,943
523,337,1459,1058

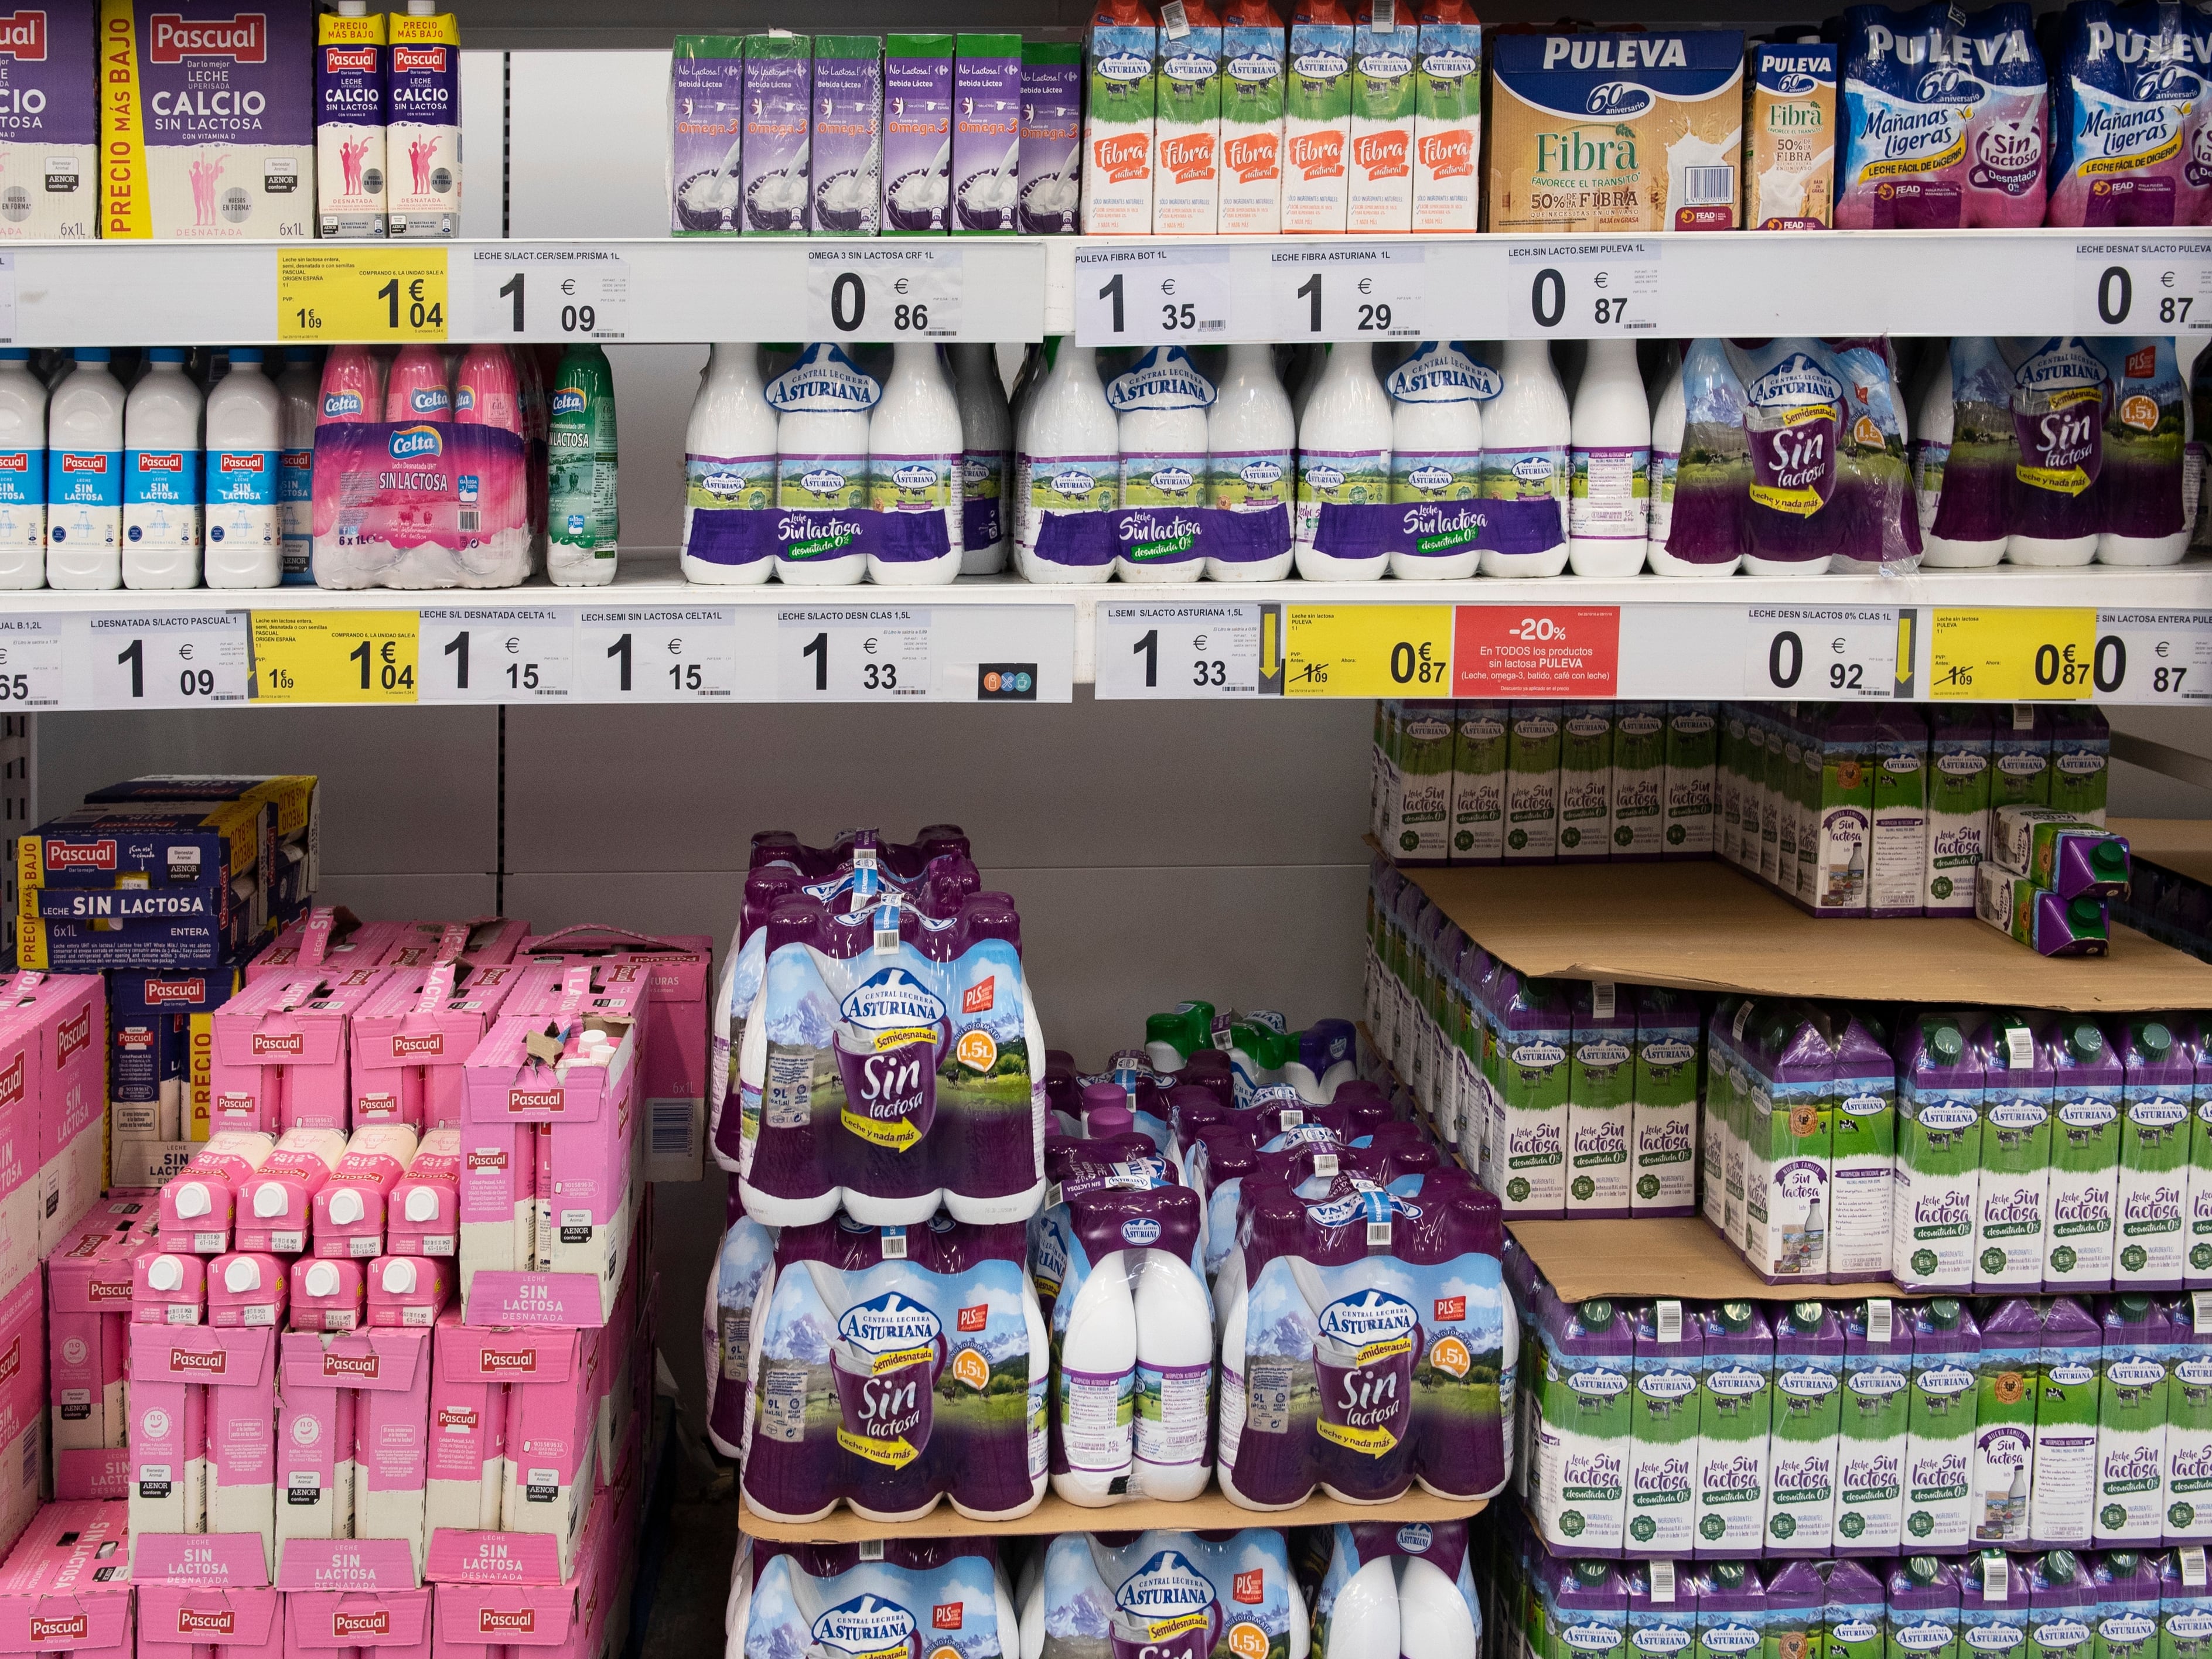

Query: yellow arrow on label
252,611,421,704
1283,605,1453,698
278,248,449,343
1928,608,2098,701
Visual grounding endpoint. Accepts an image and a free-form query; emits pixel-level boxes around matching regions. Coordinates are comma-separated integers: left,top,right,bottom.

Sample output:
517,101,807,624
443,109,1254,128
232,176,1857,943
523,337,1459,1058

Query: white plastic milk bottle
1295,343,1391,579
204,347,283,589
868,342,965,585
1568,339,1651,576
0,350,46,587
1018,340,1118,583
122,349,204,590
1206,343,1295,581
682,343,777,586
951,343,1012,576
276,347,320,583
1480,339,1570,579
45,348,124,590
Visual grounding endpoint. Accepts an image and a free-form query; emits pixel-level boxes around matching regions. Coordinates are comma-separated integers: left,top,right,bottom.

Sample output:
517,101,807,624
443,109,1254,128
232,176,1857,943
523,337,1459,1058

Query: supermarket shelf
3,226,2208,344
735,1486,1489,1543
1391,857,2212,1011
1508,1217,1909,1304
2115,817,2212,885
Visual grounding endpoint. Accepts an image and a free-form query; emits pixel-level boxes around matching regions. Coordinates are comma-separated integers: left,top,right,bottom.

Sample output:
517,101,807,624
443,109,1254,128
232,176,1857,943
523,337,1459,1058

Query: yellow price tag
278,248,449,342
1928,607,2098,701
252,611,420,704
1283,605,1453,697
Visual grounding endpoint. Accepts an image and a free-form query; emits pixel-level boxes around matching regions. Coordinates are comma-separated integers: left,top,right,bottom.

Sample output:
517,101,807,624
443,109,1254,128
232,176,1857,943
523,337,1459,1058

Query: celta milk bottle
204,348,282,589
681,343,776,585
122,348,203,590
1295,343,1391,578
1482,339,1570,578
1018,339,1117,582
45,348,123,590
772,342,875,584
277,347,319,583
1569,339,1653,576
951,343,1012,575
1111,344,1212,583
1385,340,1490,580
1207,342,1295,578
0,351,42,585
869,341,966,583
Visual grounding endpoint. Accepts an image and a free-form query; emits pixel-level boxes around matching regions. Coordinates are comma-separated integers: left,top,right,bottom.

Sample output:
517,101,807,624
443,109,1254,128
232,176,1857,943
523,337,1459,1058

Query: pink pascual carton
352,965,535,1134
210,971,390,1134
129,1324,278,1575
46,1208,145,1484
209,1255,288,1330
132,1252,206,1326
515,931,713,1182
284,1589,433,1659
235,1129,348,1257
367,1259,450,1331
127,1333,207,1549
315,1127,423,1260
0,1274,44,1554
388,1132,460,1259
247,912,407,986
0,1502,132,1659
160,1133,278,1255
287,1261,364,1335
424,1310,504,1536
382,921,531,973
0,1011,42,1298
0,974,107,1261
459,971,646,1328
138,1585,284,1659
475,1327,594,1576
454,1129,532,1306
426,1491,614,1659
336,1327,433,1578
275,1334,357,1552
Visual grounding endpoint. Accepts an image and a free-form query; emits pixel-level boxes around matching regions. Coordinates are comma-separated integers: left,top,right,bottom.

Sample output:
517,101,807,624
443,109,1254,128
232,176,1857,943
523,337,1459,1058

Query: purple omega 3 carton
742,32,812,234
811,37,882,235
953,33,1021,231
670,36,745,235
884,33,954,234
103,0,312,240
1018,40,1082,232
0,0,97,240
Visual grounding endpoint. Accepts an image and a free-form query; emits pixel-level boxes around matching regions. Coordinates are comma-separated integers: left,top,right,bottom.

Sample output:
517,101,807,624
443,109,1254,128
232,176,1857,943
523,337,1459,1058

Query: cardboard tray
1391,856,2212,1011
736,1486,1489,1542
1507,1217,1916,1305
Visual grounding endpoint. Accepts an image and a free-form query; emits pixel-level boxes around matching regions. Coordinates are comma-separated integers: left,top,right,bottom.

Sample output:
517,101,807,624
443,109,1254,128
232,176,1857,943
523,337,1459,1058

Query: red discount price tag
1452,605,1621,697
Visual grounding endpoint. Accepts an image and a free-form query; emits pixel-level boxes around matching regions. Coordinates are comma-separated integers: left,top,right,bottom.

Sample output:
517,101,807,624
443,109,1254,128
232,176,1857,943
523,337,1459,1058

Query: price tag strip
1072,246,1231,347
2076,241,2212,334
575,608,740,701
1259,245,1424,342
2087,610,2212,702
805,247,962,341
252,610,420,703
1283,605,1452,697
276,247,449,343
0,615,67,706
417,607,576,702
453,247,630,342
1506,242,1663,336
776,608,934,700
1095,601,1262,698
1928,606,2098,701
1739,606,1906,701
80,611,252,708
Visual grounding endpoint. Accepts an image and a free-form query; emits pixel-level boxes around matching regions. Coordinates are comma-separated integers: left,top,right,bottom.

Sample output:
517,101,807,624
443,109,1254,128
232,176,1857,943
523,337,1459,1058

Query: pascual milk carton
100,0,312,239
1903,1297,1980,1551
1836,1296,1911,1554
1694,1299,1771,1556
0,0,96,240
1627,1297,1701,1553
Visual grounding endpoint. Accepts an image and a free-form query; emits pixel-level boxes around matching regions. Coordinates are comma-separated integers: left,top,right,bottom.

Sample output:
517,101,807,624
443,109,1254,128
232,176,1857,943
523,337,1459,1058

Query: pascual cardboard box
0,2,97,240
111,969,242,1145
431,1325,595,1580
210,970,391,1134
127,1323,276,1575
273,1334,356,1555
426,1488,615,1659
45,1197,151,1496
352,965,537,1134
0,974,105,1258
283,1587,432,1659
138,1582,284,1659
0,1501,132,1659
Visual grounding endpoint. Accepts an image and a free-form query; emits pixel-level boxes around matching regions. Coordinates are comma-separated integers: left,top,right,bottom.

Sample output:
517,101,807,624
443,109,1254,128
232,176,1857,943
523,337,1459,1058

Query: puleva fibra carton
98,0,313,239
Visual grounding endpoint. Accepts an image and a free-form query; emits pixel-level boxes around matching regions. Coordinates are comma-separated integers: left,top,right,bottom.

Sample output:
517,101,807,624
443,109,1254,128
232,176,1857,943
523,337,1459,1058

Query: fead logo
962,978,995,1014
147,12,265,62
251,1032,305,1056
333,1613,390,1638
46,839,115,869
392,1033,444,1056
391,44,446,72
0,13,47,61
176,1610,236,1636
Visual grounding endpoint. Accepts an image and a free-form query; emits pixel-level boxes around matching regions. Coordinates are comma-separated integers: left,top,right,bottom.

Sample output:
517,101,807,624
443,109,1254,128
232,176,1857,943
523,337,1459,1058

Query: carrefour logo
388,425,442,460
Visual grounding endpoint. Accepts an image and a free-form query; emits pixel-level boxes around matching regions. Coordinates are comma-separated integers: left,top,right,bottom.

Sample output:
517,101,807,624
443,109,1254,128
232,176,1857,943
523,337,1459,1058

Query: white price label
2076,242,2212,333
1095,602,1262,699
806,248,962,340
0,615,67,706
574,608,736,700
777,609,933,700
1507,242,1663,336
86,611,251,707
2090,611,2212,702
1073,247,1231,347
418,609,576,702
457,247,630,341
1264,246,1423,340
1745,607,1903,699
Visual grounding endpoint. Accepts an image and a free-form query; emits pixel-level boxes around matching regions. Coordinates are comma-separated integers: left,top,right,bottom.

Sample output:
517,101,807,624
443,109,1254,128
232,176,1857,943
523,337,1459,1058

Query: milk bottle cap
2046,1551,2080,1583
1717,1299,1754,1333
2068,898,2102,929
2118,1295,2152,1320
303,1261,341,1297
2109,1552,2141,1575
1927,1298,1960,1328
1575,1562,1613,1588
1788,1301,1823,1333
1906,1558,1941,1587
404,1188,440,1221
1711,1562,1746,1589
329,1189,365,1224
2091,842,2127,878
254,1184,286,1217
382,1259,418,1293
2066,1022,2102,1062
223,1257,261,1293
1929,1023,1963,1062
1579,1299,1614,1331
148,1255,185,1292
2141,1021,2171,1059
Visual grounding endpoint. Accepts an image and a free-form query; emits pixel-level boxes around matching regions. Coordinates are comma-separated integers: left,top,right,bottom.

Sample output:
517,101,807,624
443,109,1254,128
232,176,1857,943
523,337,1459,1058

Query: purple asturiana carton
0,0,96,240
670,36,745,235
1018,40,1081,232
811,36,882,234
953,33,1022,231
741,31,811,234
883,33,953,233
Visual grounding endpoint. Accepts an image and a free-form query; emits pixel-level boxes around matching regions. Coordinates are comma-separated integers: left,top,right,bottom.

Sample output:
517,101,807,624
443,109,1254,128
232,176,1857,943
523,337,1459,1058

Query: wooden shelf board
1508,1217,1915,1305
736,1487,1488,1542
2112,817,2212,888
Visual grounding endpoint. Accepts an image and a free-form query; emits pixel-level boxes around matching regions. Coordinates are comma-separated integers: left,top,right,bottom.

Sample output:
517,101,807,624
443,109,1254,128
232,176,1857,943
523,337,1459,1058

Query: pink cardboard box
159,1135,279,1257
458,973,644,1329
453,1128,530,1305
47,1204,152,1474
0,1274,45,1555
131,1254,205,1326
426,1490,612,1659
247,913,406,987
234,1130,347,1258
284,1588,432,1659
207,1257,286,1332
514,932,712,1182
274,1336,356,1555
0,1003,44,1298
126,1349,205,1550
434,1328,592,1578
326,1330,432,1579
381,922,531,974
210,974,391,1135
138,1584,283,1659
127,1326,275,1576
423,1312,503,1538
0,1502,131,1659
286,1263,363,1336
351,967,537,1135
0,974,107,1262
388,1133,459,1262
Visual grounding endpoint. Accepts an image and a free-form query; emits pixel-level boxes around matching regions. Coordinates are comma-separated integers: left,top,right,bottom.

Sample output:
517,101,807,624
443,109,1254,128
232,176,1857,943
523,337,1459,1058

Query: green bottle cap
1791,1302,1824,1333
2142,1022,2172,1059
2092,839,2127,876
1719,1300,1755,1333
2069,897,2104,929
1928,1299,1960,1328
2068,1022,2102,1063
2120,1295,2153,1320
1713,1562,1745,1589
1931,1023,1964,1062
2046,1550,2079,1584
1145,1012,1189,1059
1907,1556,1940,1586
2111,1552,2139,1576
1575,1562,1612,1587
1582,1299,1614,1331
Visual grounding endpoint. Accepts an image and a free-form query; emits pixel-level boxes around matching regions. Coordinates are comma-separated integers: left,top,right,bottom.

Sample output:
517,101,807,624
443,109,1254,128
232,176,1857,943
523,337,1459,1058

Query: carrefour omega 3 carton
100,0,312,239
1487,29,1744,232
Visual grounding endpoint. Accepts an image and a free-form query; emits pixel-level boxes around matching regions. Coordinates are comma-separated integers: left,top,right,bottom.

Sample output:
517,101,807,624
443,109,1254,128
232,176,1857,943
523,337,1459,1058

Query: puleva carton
1742,42,1835,229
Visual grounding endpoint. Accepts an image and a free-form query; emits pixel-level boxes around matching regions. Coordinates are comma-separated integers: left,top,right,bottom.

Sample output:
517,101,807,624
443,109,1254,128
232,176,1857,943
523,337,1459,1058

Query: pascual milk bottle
46,349,123,590
122,348,203,590
203,347,282,588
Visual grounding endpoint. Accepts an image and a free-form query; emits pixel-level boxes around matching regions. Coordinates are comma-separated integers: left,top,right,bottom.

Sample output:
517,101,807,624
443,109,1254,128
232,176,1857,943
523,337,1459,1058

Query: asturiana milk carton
1346,0,1414,231
1892,1012,1984,1292
1530,1288,1633,1553
1411,0,1479,231
1081,0,1158,233
1217,0,1285,231
1282,0,1353,231
1767,1300,1844,1555
1627,1296,1700,1554
1836,1296,1911,1553
1152,5,1222,234
1903,1296,1979,1551
1694,1299,1772,1556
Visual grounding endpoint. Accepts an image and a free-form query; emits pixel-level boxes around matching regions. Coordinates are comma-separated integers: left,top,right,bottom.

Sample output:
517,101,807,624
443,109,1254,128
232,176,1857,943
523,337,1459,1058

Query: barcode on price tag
0,616,67,706
777,609,934,699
